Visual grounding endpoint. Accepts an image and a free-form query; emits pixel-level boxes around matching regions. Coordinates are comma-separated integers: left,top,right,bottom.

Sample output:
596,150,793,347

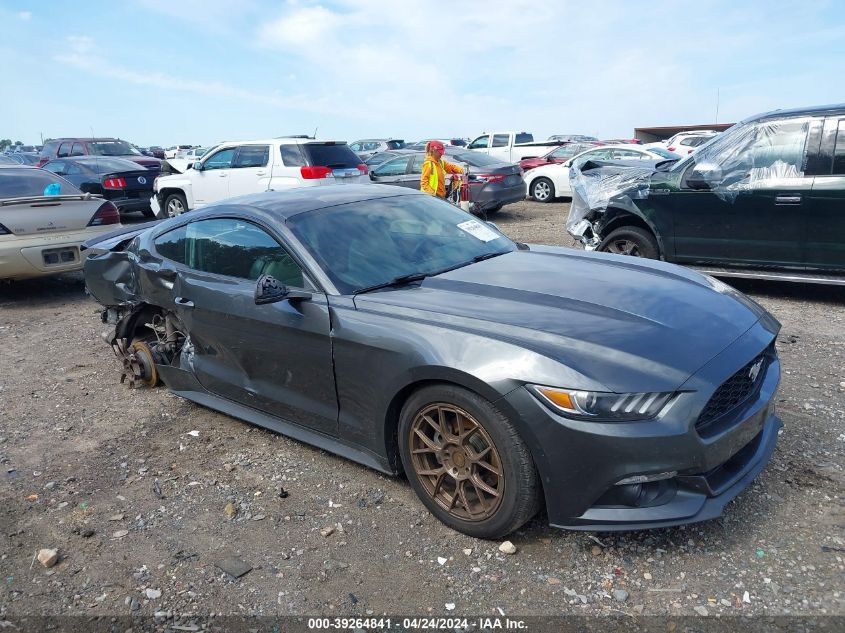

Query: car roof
207,184,425,220
47,137,124,142
744,102,845,123
49,156,137,162
214,138,347,145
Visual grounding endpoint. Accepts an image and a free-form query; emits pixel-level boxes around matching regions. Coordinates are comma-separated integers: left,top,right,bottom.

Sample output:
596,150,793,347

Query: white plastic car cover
567,165,654,234
566,116,811,234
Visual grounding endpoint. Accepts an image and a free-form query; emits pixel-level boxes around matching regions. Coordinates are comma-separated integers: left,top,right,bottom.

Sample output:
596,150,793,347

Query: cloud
17,11,32,21
258,5,343,46
53,36,341,116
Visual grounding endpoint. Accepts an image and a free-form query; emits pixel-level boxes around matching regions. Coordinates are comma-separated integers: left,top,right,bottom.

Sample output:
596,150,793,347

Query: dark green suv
567,104,845,284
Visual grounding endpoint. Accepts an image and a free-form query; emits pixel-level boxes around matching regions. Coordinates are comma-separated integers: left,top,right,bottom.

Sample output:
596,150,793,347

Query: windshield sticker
457,219,499,242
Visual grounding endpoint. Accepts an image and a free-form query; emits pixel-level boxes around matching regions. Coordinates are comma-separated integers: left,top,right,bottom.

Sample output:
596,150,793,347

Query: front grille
696,348,770,437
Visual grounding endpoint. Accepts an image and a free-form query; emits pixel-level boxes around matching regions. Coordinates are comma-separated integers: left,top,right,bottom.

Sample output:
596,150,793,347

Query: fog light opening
615,471,677,486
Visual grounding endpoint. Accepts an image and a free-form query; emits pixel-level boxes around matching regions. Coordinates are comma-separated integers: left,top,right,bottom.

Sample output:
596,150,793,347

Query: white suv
151,137,369,218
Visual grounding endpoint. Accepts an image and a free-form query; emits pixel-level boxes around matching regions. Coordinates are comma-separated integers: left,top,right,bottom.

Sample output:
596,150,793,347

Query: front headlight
529,385,677,421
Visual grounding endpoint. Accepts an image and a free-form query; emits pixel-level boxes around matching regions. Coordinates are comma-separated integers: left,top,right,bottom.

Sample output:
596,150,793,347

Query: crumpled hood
567,162,656,233
355,247,770,393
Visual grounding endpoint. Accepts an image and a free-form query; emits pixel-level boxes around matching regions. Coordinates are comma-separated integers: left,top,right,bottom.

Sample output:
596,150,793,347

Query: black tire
159,192,187,219
141,206,156,219
530,177,555,203
598,225,659,259
485,203,503,214
398,384,542,539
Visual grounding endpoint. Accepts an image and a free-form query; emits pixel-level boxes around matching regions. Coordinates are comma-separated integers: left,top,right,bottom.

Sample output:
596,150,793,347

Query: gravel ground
0,199,843,625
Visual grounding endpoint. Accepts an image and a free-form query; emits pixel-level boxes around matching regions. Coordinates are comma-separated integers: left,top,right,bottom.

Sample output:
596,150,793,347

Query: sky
2,0,844,147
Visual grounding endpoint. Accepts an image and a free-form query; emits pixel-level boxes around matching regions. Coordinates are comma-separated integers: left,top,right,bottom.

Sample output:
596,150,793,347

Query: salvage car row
3,103,845,287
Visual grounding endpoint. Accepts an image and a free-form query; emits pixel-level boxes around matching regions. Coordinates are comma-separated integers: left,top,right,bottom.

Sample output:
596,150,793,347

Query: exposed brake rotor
113,338,159,388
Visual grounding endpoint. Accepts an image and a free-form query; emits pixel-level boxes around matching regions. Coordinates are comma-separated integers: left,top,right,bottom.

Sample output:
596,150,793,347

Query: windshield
386,140,405,150
302,143,361,168
0,168,81,198
647,147,681,159
287,194,514,294
89,141,142,156
86,158,146,173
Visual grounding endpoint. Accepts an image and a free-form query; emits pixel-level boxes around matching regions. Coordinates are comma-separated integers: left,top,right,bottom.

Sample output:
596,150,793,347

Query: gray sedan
369,149,525,214
83,185,782,537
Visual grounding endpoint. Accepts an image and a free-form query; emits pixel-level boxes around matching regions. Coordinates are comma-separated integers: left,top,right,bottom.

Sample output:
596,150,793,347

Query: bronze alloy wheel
408,403,504,521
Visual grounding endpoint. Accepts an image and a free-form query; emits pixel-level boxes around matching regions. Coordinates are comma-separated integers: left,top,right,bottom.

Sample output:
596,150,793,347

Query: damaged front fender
567,160,658,249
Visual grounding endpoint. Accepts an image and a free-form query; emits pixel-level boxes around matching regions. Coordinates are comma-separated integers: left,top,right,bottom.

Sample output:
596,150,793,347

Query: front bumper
112,197,153,215
502,324,782,531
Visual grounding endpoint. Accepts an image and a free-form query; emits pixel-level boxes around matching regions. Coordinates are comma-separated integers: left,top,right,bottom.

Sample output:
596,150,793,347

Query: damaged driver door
154,217,338,435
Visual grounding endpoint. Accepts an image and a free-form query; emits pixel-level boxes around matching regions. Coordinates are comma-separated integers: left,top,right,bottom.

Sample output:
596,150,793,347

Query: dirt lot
1,199,844,626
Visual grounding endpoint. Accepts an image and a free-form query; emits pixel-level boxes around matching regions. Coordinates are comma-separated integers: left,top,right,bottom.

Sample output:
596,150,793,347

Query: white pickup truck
466,132,560,164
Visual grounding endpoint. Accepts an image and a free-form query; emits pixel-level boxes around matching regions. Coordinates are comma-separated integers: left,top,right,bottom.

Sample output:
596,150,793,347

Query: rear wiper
353,272,430,295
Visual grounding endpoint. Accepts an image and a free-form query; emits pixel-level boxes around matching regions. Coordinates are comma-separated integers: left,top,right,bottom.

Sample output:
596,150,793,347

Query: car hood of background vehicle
354,247,769,393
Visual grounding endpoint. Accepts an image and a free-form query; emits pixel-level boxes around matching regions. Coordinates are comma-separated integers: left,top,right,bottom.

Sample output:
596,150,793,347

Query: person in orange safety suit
420,140,464,198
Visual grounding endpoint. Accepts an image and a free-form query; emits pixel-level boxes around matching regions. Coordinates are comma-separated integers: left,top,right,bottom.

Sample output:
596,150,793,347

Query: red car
519,142,604,172
37,138,162,170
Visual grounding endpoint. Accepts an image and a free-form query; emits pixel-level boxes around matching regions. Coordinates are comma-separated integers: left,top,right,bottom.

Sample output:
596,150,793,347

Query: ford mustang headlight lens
529,385,677,421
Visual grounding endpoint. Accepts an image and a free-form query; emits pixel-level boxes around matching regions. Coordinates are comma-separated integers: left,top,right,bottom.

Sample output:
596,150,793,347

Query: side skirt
156,364,396,476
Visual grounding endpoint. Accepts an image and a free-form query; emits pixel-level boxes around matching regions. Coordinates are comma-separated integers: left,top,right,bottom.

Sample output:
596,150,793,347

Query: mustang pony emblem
748,358,764,383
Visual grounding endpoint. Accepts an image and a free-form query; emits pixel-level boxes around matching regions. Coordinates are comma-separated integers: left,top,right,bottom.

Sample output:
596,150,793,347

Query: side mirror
685,163,722,190
192,161,203,171
254,274,311,305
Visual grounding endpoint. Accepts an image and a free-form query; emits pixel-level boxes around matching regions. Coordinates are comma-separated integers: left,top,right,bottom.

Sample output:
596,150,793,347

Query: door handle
218,173,228,178
256,171,266,176
775,193,802,205
175,296,194,308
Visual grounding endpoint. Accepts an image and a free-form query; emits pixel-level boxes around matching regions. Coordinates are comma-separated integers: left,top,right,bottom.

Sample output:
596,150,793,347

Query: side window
184,218,304,285
280,144,306,166
202,148,236,170
349,143,361,152
833,120,845,175
572,149,612,168
409,154,424,173
688,118,811,190
70,143,85,157
373,157,410,176
57,143,71,158
468,135,490,150
154,225,189,265
492,134,510,148
65,163,83,175
233,145,270,168
612,149,646,159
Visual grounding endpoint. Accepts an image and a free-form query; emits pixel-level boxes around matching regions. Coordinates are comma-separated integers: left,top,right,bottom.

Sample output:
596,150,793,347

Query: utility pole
715,88,720,124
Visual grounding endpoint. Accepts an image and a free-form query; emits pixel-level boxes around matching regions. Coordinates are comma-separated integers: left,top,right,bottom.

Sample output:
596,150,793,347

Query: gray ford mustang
83,184,782,538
